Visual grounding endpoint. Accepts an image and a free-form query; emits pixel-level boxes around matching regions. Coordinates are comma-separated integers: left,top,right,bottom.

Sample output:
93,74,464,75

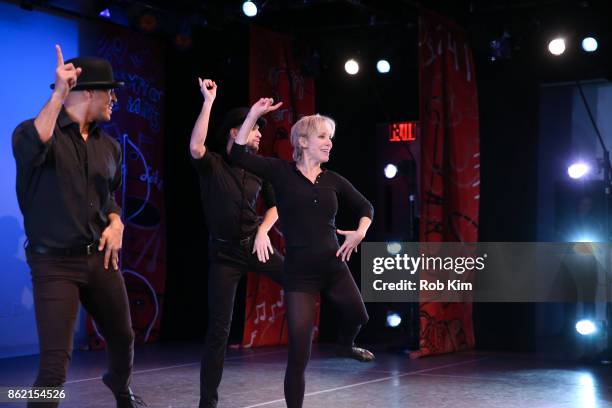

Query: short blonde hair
290,114,336,162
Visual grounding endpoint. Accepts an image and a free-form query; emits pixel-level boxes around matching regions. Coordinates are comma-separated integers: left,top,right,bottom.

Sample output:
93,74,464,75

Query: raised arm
229,98,284,181
12,45,81,168
234,98,282,145
35,45,82,143
189,78,217,159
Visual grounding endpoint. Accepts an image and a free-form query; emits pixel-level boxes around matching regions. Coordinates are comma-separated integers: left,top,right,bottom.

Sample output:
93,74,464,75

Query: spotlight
386,312,402,328
242,1,258,17
573,233,598,243
376,59,391,74
548,38,566,56
582,37,598,52
99,8,111,18
384,164,398,179
344,59,359,75
568,162,590,179
386,242,402,255
576,319,597,336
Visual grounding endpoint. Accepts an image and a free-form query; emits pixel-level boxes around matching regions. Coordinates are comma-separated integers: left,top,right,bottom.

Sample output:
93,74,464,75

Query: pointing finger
55,44,64,68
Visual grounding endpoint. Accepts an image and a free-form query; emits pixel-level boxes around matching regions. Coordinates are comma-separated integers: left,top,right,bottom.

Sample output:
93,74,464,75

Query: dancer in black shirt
230,98,374,408
189,80,284,408
12,46,143,408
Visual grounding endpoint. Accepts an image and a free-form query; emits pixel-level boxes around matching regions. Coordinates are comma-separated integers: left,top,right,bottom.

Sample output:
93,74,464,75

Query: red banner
83,23,167,347
243,25,317,347
415,9,480,357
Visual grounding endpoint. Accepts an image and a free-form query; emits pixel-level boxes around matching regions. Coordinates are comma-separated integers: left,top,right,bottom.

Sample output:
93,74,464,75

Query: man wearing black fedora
11,45,144,407
189,78,284,408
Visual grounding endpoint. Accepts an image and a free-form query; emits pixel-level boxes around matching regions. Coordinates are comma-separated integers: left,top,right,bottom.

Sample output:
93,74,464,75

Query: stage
1,342,611,407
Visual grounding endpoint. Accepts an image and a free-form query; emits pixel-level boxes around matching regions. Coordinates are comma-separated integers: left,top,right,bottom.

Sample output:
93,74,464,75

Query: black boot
103,373,147,408
335,345,375,362
199,397,218,408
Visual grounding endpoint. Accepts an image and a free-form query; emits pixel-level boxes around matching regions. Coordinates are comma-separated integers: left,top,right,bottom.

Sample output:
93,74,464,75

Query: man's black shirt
192,149,276,241
12,108,122,248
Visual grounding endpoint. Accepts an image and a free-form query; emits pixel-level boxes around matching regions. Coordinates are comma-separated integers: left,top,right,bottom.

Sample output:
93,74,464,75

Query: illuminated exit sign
388,121,418,142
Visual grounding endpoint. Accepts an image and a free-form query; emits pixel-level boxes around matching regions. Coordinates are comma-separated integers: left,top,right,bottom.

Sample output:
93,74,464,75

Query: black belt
27,242,99,256
212,236,253,247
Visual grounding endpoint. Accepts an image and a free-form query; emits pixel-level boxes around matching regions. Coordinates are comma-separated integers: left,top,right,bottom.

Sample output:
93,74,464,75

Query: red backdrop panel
416,9,480,357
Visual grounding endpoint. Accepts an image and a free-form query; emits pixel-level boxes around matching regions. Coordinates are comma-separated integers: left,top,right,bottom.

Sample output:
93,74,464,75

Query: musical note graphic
269,304,277,323
244,330,258,348
254,302,266,324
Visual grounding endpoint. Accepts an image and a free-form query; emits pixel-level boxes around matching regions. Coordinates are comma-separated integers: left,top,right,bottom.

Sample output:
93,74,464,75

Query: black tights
284,271,369,408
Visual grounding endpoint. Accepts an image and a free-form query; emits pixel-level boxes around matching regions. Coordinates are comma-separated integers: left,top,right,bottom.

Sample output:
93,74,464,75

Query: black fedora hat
211,107,267,151
50,57,124,91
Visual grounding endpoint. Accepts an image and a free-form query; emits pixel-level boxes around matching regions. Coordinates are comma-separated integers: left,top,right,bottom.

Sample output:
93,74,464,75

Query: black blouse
229,143,373,250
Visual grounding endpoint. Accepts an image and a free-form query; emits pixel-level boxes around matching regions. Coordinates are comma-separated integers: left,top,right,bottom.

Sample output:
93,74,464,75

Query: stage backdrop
80,23,167,347
0,0,79,359
242,25,316,347
416,9,480,357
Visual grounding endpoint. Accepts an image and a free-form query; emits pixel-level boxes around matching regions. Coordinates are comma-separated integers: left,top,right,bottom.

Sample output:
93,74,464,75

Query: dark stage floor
1,342,612,407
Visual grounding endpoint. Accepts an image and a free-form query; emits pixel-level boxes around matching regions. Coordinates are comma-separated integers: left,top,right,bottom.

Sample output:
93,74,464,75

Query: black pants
284,269,369,408
200,238,283,408
26,250,135,408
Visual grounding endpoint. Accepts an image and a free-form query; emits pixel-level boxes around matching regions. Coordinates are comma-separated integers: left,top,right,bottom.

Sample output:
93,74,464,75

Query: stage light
568,162,590,179
576,319,597,336
582,37,598,52
548,38,566,56
242,1,258,17
573,233,598,243
344,59,359,75
386,312,402,328
384,164,398,179
99,8,111,18
386,242,402,255
376,59,391,74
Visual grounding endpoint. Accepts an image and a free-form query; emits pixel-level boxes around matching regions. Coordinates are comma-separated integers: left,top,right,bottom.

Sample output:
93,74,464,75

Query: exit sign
388,122,418,142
